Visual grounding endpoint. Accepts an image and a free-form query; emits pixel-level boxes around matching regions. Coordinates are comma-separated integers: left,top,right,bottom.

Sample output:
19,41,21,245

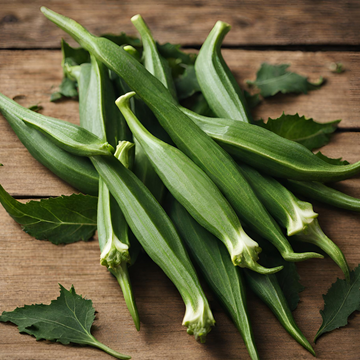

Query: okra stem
294,219,350,281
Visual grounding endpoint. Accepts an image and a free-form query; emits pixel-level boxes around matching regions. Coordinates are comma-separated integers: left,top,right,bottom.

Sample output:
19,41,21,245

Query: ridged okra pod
70,55,140,329
117,92,281,274
91,155,215,342
237,163,349,280
180,107,360,182
285,180,360,212
41,7,322,263
131,14,177,100
244,269,315,356
195,21,253,122
169,199,259,360
115,30,170,203
0,108,98,195
237,163,318,236
0,93,114,157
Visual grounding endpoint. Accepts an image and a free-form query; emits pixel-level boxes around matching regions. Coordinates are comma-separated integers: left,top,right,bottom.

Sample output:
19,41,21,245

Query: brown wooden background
0,1,359,359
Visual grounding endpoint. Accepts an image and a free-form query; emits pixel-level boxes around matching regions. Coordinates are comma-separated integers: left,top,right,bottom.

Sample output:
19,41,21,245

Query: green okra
131,14,177,100
71,55,140,330
285,179,360,212
0,93,114,157
0,108,98,195
117,92,281,274
41,7,323,263
119,27,171,204
195,21,253,122
180,106,360,182
169,199,259,360
237,163,350,279
237,163,318,236
244,269,316,356
91,155,215,342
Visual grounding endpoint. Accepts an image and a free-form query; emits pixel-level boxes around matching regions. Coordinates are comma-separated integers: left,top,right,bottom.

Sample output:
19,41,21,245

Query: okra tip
246,261,284,275
131,14,142,23
214,20,231,32
115,92,136,109
282,251,324,262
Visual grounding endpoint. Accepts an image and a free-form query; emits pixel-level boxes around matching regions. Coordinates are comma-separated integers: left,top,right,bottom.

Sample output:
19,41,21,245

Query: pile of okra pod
1,7,359,360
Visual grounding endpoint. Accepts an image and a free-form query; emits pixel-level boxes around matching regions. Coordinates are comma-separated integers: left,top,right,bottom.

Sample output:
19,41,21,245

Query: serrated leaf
315,151,350,166
247,63,324,97
175,65,201,100
244,90,261,109
315,264,360,342
256,113,340,150
0,284,130,359
0,185,97,244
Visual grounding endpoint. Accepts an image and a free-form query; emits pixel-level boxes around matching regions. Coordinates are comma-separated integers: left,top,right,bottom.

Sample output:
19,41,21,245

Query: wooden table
0,1,359,359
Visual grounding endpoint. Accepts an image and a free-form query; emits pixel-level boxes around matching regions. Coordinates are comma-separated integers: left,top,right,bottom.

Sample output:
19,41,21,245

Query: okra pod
285,180,360,212
0,93,114,157
72,55,140,330
237,163,349,279
195,21,253,122
131,14,177,100
41,7,322,262
244,269,316,356
237,163,318,236
0,108,98,195
91,155,215,342
169,199,259,360
117,92,281,274
180,107,360,182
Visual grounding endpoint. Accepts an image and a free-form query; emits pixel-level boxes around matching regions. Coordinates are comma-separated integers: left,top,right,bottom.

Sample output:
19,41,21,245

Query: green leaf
256,113,340,150
61,39,90,66
157,42,196,78
102,32,142,48
51,40,90,102
175,65,201,100
247,63,324,97
261,251,304,311
244,90,261,109
315,151,350,166
0,185,97,244
0,284,131,359
315,264,360,342
276,262,305,311
28,104,43,112
157,42,196,65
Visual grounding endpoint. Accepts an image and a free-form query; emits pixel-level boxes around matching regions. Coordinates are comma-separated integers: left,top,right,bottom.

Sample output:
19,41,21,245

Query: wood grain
0,1,360,48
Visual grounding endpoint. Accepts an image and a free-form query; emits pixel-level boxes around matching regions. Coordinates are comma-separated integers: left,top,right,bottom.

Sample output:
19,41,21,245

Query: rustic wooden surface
0,2,359,360
1,0,360,48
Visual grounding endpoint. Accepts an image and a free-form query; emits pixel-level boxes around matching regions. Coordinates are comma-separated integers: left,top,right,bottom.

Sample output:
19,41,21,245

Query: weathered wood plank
0,194,359,359
0,0,360,48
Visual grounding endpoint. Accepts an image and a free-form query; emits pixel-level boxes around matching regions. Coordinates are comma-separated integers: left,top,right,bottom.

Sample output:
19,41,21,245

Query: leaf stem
88,336,131,359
